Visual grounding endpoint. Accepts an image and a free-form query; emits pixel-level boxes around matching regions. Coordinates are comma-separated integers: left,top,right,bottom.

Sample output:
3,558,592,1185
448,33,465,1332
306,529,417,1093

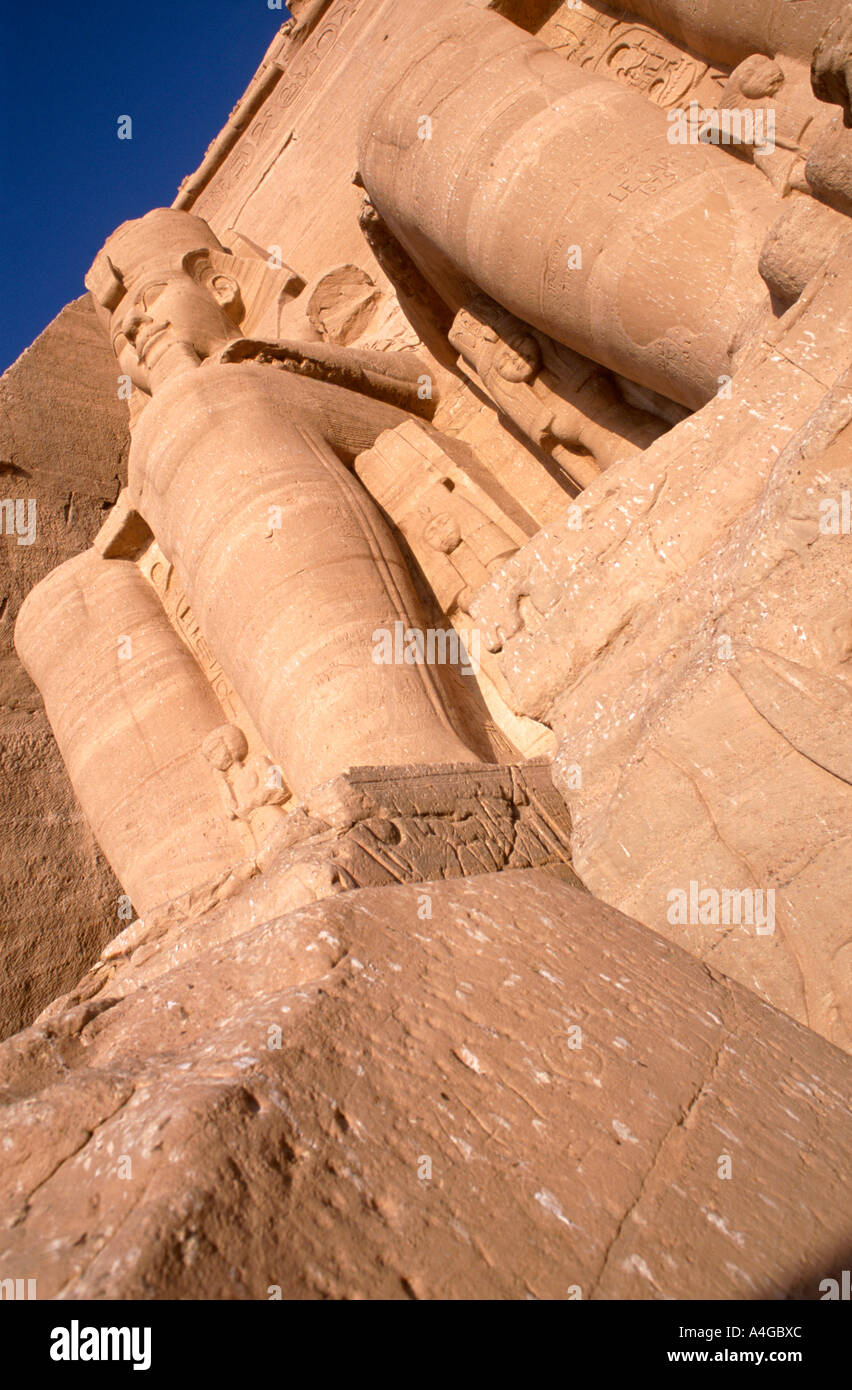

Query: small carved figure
202,723,289,846
450,296,663,490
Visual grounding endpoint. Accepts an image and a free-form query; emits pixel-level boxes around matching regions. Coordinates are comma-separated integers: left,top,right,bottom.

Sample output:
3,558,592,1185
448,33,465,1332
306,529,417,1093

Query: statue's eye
142,283,167,310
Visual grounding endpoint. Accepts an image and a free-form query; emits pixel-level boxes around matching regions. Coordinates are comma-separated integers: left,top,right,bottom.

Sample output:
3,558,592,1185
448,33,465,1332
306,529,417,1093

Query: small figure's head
423,510,462,554
493,325,541,383
450,296,541,384
722,53,784,107
86,209,245,393
202,723,249,772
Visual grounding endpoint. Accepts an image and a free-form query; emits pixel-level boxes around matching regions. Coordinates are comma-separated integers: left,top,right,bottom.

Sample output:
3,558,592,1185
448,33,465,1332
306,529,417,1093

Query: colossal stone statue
15,208,485,912
98,211,479,785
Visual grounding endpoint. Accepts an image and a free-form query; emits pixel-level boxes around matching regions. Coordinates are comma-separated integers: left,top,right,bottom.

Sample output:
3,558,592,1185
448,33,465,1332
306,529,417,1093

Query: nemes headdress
84,208,305,340
85,209,227,313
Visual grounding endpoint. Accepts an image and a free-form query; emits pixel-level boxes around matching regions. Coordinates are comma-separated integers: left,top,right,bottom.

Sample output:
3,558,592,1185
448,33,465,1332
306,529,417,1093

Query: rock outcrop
2,873,848,1300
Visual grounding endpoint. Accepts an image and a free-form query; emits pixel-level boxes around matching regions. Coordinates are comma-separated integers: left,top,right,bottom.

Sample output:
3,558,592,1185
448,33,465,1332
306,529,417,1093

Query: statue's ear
181,241,307,339
207,272,244,321
182,250,245,324
213,236,306,339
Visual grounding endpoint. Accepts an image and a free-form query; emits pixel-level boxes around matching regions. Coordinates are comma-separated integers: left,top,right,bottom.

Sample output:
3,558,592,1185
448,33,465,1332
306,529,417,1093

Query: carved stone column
15,549,249,913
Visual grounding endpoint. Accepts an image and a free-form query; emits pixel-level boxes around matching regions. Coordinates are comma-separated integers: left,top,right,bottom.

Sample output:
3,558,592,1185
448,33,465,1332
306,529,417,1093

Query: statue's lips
136,322,172,364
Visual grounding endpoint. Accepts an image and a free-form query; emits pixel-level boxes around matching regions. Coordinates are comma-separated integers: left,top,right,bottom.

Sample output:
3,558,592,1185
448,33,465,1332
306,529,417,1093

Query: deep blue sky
0,1,292,371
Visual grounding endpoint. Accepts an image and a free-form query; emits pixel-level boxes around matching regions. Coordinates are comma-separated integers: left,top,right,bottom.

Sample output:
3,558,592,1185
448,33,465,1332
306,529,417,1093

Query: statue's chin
148,339,202,391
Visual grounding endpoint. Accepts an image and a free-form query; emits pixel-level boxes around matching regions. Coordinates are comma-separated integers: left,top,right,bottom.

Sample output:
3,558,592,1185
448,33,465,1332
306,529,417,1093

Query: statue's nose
123,310,151,345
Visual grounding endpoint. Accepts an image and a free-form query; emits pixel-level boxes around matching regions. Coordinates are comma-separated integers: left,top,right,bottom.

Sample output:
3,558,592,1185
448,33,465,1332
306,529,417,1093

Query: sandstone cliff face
0,296,128,1037
163,0,852,1050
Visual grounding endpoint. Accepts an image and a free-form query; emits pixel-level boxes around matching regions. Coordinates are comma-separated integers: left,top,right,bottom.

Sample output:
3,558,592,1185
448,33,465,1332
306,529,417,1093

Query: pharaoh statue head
85,209,246,393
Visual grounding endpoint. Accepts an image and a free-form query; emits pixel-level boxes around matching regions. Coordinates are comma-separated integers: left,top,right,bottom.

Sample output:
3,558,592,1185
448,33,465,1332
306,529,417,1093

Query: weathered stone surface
0,297,129,1038
1,872,848,1300
471,236,852,1051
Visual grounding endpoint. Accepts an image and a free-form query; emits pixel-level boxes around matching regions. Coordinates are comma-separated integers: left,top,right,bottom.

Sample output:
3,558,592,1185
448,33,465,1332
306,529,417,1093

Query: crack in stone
585,1029,730,1299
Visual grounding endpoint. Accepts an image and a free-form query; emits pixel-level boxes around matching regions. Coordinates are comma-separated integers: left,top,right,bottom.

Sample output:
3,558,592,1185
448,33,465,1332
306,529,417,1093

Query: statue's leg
359,7,779,409
15,549,249,914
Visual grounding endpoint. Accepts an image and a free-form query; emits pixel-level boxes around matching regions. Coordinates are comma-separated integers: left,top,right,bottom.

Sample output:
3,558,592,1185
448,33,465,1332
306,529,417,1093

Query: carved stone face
202,724,249,772
493,328,540,383
87,210,245,393
110,258,242,392
423,511,462,554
